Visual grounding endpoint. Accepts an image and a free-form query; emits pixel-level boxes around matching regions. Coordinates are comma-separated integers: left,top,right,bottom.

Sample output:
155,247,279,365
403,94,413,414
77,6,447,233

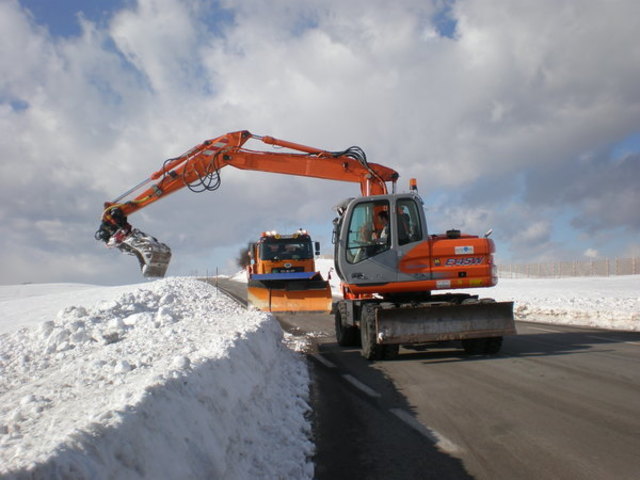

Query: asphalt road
210,278,640,480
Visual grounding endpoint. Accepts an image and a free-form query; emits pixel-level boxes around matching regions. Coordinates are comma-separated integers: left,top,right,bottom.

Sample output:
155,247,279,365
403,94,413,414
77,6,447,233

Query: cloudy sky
1,0,639,285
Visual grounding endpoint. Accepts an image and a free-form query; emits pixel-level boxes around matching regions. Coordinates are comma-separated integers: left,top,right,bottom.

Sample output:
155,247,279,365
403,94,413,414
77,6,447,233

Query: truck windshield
259,239,313,260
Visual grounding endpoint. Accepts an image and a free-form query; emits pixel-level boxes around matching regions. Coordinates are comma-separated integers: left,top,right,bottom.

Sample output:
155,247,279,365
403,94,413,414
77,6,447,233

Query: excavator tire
360,304,382,360
359,303,398,360
360,303,400,360
334,305,359,347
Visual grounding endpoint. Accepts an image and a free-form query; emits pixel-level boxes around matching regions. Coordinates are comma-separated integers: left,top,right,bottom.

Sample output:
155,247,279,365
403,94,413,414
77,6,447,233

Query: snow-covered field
1,266,638,479
479,275,640,331
312,259,640,332
0,278,313,479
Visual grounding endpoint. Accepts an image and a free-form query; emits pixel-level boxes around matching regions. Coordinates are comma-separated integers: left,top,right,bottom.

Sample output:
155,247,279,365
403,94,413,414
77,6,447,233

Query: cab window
397,199,423,246
260,240,312,260
346,200,390,263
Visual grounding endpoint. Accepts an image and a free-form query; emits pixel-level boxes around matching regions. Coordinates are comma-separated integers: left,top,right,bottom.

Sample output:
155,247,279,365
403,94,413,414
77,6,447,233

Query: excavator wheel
360,304,381,360
334,305,359,347
360,303,398,361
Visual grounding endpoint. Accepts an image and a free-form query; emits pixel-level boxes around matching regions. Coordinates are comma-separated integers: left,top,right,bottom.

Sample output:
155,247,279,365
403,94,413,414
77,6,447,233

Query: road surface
210,277,640,480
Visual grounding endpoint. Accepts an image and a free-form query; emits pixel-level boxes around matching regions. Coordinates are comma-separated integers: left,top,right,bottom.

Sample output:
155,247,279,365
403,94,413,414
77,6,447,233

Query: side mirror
315,241,320,256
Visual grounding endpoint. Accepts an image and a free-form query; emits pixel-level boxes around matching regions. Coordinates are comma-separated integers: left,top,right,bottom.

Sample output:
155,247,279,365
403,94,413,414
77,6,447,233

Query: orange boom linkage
95,130,398,277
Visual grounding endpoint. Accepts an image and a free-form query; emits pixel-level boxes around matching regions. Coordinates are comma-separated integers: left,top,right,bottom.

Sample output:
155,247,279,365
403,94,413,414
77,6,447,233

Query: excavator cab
333,193,428,293
334,190,503,298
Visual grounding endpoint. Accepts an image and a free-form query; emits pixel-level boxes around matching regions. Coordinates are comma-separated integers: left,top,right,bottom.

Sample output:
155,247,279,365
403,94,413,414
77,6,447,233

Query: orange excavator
96,130,515,360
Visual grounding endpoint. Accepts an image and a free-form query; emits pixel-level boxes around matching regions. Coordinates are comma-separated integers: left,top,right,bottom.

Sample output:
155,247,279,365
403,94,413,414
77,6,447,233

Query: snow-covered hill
0,278,313,479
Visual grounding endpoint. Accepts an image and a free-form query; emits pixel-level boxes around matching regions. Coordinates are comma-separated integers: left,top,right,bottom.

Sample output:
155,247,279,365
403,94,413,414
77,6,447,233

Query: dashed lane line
309,354,379,397
310,353,336,369
311,353,463,456
390,408,461,454
342,374,382,398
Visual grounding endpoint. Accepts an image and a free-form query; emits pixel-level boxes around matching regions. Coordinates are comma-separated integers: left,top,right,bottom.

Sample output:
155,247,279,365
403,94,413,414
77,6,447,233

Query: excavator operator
372,210,389,242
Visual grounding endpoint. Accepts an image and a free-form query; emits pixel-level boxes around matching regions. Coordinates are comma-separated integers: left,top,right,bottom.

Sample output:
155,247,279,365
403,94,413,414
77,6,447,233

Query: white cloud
584,248,599,259
1,0,640,284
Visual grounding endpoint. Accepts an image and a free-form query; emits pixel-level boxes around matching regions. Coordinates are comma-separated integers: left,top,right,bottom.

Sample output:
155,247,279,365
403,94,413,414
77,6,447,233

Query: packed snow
1,265,638,479
0,278,313,479
478,275,640,331
308,259,640,332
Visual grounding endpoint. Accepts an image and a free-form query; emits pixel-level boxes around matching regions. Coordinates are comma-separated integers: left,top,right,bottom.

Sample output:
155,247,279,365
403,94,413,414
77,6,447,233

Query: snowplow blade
115,229,172,278
376,301,516,344
247,272,332,313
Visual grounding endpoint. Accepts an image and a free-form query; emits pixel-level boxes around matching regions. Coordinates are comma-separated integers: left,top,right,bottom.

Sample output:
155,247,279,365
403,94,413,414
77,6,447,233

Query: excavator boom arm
96,130,398,277
106,130,397,218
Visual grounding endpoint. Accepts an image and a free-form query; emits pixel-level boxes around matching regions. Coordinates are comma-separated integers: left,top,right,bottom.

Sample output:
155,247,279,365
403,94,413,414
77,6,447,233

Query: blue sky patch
433,0,458,39
20,0,129,37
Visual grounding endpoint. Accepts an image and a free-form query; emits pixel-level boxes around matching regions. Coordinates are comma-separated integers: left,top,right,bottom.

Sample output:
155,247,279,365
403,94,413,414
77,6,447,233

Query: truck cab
248,230,320,275
246,229,331,313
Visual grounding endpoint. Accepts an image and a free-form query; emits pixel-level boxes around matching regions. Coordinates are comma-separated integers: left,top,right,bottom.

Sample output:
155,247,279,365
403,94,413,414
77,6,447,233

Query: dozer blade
115,229,172,278
376,301,516,344
247,272,332,313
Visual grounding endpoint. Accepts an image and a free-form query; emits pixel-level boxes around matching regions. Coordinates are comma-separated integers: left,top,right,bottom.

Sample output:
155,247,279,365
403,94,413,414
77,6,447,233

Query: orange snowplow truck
96,130,515,360
246,229,332,313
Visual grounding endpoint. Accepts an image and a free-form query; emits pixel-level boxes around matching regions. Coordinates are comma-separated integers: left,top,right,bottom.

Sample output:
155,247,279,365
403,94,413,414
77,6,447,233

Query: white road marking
342,374,381,398
310,353,336,369
390,408,461,454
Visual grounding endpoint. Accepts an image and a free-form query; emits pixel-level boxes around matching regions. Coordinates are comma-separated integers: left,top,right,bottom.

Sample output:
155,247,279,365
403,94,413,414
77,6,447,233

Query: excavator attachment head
247,272,332,313
96,206,171,278
112,229,172,278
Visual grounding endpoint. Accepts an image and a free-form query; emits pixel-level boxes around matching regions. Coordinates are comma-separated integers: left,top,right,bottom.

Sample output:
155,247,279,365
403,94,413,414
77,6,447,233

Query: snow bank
0,283,146,335
0,278,313,479
315,258,639,331
487,275,640,331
